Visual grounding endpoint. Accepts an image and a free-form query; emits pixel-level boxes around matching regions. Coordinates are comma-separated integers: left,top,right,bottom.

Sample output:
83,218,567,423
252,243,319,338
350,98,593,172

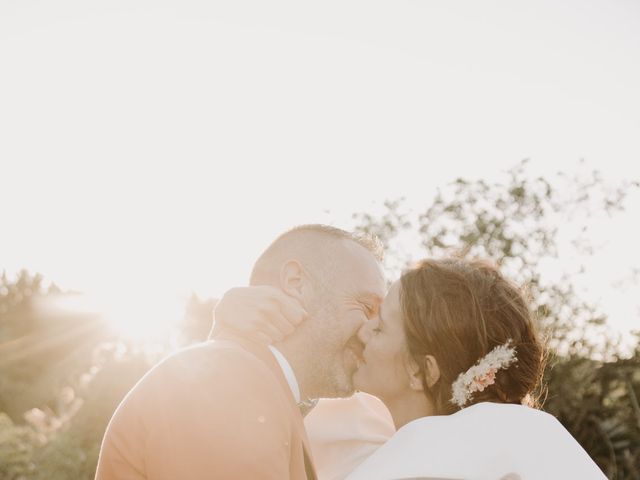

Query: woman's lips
345,336,365,362
345,336,370,374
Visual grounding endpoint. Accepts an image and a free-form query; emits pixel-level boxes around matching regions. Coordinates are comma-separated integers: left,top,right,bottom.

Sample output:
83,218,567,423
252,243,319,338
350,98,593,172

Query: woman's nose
357,321,373,344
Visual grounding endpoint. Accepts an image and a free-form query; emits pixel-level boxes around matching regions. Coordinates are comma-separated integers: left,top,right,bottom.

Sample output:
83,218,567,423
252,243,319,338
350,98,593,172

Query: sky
1,0,639,338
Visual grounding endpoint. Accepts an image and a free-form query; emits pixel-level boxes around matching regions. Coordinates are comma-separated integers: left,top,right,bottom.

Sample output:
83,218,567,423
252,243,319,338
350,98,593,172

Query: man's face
306,240,386,398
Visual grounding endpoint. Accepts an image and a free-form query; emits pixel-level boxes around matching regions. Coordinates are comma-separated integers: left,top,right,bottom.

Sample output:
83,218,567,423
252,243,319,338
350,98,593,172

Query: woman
215,257,607,480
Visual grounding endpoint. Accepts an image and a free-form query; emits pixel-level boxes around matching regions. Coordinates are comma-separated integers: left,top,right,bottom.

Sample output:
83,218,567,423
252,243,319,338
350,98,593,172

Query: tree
352,160,640,479
0,271,107,422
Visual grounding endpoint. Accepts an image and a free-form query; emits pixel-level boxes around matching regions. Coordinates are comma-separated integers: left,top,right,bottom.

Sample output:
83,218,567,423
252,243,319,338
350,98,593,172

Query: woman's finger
249,331,274,345
264,310,296,336
269,290,307,325
257,322,285,343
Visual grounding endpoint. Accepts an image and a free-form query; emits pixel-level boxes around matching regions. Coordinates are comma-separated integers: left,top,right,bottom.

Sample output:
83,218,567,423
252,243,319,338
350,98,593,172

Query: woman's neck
382,391,434,430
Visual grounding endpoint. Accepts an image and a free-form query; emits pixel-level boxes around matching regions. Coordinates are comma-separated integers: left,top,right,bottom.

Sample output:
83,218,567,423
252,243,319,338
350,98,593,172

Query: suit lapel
215,333,317,479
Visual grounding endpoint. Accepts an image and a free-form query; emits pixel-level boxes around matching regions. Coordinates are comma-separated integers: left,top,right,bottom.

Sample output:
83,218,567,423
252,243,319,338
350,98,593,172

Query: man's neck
274,340,317,401
268,345,300,403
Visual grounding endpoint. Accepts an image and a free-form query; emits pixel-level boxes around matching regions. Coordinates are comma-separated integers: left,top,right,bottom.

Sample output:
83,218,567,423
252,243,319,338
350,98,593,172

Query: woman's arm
209,286,307,344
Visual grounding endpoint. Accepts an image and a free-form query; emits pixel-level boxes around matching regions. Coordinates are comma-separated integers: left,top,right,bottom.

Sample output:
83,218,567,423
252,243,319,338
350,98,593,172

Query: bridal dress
345,402,607,480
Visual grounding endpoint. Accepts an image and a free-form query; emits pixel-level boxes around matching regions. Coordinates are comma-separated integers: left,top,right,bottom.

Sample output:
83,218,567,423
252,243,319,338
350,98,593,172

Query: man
95,225,386,480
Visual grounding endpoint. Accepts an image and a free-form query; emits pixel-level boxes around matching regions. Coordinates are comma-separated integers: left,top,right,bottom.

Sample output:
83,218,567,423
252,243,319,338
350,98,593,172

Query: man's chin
352,368,373,396
324,369,355,399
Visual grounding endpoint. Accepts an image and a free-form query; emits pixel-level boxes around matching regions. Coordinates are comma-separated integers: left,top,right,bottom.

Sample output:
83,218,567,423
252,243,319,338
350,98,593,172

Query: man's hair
250,224,383,285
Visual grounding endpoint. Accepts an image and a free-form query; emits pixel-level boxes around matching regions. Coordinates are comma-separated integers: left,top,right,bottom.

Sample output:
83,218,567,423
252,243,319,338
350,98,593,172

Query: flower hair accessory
450,340,517,408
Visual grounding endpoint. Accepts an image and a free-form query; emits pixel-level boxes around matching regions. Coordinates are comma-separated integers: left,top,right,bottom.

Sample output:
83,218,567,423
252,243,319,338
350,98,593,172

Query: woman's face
353,280,414,400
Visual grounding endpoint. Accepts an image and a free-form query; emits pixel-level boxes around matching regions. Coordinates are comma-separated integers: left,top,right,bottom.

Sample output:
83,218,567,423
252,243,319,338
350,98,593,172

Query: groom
95,225,385,480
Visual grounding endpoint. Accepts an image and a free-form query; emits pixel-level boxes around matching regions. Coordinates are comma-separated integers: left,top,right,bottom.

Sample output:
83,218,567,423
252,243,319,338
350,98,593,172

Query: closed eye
374,310,387,333
360,302,375,317
371,314,383,334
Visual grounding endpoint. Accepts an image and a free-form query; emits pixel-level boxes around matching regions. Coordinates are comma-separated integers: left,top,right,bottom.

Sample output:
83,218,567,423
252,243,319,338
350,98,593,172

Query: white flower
450,340,518,408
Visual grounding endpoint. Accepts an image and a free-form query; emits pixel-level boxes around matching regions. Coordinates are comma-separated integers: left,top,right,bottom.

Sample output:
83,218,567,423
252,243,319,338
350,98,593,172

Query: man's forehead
345,255,385,291
338,237,382,263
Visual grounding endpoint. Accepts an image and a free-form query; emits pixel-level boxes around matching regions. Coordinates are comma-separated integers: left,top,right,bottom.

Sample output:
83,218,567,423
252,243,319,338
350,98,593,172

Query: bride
215,257,607,480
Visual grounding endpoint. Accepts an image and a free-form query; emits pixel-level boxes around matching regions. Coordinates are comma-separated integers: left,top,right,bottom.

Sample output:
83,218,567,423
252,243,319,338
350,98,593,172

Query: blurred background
1,1,640,478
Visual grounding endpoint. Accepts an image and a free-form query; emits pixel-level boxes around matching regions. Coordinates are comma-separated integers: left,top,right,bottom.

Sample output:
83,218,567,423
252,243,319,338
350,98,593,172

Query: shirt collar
268,345,301,403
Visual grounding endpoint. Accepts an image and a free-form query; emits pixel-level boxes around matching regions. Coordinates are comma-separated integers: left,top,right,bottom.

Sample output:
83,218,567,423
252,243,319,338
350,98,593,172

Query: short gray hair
250,224,383,285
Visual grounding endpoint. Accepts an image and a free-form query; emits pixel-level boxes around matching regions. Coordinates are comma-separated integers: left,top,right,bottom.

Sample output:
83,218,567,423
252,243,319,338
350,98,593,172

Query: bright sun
50,291,186,344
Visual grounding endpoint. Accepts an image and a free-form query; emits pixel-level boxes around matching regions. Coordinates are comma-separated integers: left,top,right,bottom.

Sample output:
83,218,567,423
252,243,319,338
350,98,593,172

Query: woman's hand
213,286,307,344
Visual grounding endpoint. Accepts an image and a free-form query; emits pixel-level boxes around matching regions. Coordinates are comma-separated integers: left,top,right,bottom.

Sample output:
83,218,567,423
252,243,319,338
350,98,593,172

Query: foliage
354,160,637,357
352,160,640,479
30,348,153,480
0,271,107,423
0,272,155,480
544,348,640,479
0,413,40,480
1,160,638,479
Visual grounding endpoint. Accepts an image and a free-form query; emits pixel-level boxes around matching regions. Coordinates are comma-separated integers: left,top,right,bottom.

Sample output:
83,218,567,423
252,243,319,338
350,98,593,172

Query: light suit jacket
95,334,316,480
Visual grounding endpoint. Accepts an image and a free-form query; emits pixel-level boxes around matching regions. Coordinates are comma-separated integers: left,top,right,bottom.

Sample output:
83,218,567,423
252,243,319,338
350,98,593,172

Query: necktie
298,398,318,417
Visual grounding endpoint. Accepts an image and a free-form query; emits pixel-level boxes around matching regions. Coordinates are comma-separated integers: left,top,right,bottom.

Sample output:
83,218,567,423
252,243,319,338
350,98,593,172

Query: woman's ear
406,357,425,392
279,260,305,299
423,354,441,389
406,354,441,391
408,369,424,392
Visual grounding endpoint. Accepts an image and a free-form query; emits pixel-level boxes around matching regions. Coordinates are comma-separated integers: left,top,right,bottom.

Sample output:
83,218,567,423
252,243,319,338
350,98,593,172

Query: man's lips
345,336,365,364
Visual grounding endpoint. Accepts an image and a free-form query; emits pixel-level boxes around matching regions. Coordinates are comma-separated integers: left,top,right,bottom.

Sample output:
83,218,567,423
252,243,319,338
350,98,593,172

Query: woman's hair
400,257,546,415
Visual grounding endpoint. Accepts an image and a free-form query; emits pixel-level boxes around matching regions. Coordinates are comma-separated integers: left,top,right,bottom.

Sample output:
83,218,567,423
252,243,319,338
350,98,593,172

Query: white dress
345,402,607,480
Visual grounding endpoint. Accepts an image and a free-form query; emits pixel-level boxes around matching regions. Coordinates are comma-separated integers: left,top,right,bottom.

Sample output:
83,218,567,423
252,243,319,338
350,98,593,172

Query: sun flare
49,291,186,344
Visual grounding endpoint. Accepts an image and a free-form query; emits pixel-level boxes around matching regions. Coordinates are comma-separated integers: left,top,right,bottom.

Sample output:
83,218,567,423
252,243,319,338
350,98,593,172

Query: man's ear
279,260,306,299
423,354,441,389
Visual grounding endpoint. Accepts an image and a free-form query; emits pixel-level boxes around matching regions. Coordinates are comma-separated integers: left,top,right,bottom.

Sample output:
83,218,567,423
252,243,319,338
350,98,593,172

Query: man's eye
362,304,375,315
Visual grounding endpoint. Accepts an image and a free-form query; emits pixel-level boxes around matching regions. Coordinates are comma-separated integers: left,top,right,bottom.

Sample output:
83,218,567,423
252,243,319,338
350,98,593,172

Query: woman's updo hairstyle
399,258,545,415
